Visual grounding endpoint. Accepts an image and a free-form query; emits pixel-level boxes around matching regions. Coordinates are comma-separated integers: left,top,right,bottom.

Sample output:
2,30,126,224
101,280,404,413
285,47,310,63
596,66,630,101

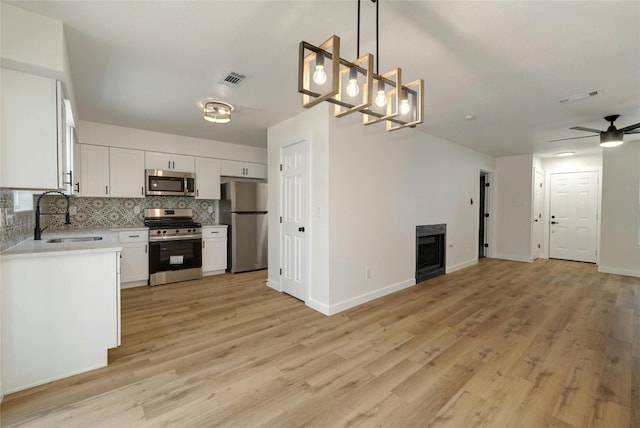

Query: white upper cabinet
78,144,110,197
220,160,267,180
145,151,195,173
1,68,60,190
109,147,145,198
78,145,145,198
195,157,221,200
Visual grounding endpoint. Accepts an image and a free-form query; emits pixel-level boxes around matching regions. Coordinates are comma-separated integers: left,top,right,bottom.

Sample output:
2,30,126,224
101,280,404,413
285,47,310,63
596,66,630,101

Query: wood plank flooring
2,258,639,427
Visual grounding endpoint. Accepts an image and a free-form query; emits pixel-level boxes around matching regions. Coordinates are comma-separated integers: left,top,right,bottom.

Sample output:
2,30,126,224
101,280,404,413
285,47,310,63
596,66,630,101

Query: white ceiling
8,0,640,158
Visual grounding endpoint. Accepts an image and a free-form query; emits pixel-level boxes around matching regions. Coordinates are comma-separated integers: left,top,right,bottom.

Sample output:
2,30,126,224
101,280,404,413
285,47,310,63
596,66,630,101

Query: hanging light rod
297,0,424,132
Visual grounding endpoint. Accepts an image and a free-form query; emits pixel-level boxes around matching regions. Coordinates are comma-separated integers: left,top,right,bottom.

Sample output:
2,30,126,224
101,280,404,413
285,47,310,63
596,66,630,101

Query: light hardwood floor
2,258,639,427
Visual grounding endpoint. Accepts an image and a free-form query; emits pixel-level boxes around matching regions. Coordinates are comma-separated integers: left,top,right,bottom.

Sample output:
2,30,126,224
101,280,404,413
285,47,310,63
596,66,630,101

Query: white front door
280,140,308,302
549,171,598,263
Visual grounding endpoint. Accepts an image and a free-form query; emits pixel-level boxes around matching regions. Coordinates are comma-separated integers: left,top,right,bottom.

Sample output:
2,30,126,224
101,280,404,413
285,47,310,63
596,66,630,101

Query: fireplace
416,224,446,283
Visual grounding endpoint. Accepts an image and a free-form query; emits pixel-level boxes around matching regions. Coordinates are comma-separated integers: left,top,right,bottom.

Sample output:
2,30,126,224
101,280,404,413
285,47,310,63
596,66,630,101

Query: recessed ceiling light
556,151,575,157
464,114,476,120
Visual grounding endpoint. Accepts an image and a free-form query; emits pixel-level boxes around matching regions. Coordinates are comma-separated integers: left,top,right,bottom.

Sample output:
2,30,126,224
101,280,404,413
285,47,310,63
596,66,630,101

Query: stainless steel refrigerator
219,182,268,273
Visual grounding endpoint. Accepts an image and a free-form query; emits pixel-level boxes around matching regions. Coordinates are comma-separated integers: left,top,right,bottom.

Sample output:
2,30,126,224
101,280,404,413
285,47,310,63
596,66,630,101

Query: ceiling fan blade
624,129,640,134
570,126,602,133
548,134,598,143
620,122,640,132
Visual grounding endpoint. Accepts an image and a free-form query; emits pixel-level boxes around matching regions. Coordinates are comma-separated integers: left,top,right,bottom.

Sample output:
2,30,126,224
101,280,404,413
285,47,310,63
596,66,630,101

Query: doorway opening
478,171,490,258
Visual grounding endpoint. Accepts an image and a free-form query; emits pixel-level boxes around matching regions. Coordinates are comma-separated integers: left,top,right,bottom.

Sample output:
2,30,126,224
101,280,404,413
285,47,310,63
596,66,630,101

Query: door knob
298,227,305,232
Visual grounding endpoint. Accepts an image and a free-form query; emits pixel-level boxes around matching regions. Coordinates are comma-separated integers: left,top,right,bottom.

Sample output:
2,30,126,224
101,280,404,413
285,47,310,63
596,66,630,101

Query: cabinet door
1,69,59,189
110,148,145,198
120,243,149,283
220,160,267,179
171,154,195,173
195,157,221,199
220,160,245,177
78,144,110,197
245,163,267,179
145,151,172,170
202,238,227,273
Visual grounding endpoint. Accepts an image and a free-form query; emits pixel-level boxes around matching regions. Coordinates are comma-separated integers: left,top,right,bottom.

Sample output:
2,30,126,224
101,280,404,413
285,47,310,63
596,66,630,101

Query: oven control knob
156,230,161,234
162,230,166,234
176,230,180,233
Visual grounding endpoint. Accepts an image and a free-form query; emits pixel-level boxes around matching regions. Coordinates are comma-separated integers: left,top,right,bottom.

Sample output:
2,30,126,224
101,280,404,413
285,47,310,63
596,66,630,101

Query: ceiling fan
550,114,640,147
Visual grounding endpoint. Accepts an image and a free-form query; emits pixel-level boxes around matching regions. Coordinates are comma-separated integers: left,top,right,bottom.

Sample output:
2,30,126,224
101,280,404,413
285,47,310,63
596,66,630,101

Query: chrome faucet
34,191,71,240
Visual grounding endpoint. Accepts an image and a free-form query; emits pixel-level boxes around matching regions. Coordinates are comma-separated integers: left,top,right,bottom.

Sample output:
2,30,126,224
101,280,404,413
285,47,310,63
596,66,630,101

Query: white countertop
1,230,122,260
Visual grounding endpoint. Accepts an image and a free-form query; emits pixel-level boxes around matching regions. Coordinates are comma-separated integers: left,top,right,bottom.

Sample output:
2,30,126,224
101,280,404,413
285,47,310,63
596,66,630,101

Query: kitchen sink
46,236,103,243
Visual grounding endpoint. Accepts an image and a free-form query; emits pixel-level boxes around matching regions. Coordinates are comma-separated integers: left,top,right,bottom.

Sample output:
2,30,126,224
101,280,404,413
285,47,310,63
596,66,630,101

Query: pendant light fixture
298,0,424,131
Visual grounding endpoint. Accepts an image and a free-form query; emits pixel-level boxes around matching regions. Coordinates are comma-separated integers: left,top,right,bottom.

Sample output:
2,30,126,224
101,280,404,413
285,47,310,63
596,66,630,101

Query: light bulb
346,79,359,97
400,99,411,115
345,67,359,97
313,65,327,85
375,90,387,107
313,54,327,85
375,80,387,107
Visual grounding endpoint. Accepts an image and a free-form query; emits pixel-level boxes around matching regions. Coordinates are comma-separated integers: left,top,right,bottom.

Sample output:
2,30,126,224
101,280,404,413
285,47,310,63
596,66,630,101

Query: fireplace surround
416,224,446,283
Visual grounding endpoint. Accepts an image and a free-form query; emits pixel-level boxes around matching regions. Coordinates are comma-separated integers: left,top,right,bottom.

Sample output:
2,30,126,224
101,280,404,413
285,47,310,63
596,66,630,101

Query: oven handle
149,235,202,243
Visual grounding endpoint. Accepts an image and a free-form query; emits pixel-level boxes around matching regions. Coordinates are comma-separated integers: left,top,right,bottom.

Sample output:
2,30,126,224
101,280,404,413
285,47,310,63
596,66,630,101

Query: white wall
268,107,494,315
267,106,331,310
494,154,534,262
78,121,267,163
599,141,640,277
0,4,64,78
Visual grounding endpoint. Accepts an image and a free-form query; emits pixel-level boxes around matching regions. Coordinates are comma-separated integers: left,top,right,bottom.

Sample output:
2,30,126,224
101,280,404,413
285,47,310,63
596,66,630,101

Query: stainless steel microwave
145,169,196,196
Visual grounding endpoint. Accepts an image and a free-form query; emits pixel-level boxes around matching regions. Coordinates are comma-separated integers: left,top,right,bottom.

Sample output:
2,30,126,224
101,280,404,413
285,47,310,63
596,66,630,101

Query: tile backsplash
0,189,219,252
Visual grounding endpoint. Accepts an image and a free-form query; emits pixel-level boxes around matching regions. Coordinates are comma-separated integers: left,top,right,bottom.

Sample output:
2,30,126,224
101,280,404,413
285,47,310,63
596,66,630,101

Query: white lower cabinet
118,229,149,287
202,225,228,276
1,250,120,394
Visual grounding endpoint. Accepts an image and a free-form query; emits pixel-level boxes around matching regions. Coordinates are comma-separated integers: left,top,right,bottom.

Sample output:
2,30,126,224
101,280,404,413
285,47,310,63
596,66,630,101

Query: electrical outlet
208,206,213,214
134,206,141,214
6,214,14,226
365,268,372,280
69,206,77,215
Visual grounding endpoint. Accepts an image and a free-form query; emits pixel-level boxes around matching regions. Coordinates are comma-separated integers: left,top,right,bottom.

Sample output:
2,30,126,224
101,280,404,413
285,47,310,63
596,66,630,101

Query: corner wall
599,141,640,277
494,154,534,262
268,107,494,315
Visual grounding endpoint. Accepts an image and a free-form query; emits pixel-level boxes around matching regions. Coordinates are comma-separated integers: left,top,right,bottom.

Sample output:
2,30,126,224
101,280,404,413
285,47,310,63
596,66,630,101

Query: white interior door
280,140,308,302
533,169,544,258
549,171,598,263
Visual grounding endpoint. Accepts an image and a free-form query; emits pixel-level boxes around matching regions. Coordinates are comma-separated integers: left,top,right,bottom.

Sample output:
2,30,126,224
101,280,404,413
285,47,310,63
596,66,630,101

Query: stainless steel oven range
144,208,202,286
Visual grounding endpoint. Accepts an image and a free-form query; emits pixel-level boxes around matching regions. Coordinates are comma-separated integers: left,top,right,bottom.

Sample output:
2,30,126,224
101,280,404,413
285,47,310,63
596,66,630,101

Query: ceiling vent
558,89,601,104
220,72,248,87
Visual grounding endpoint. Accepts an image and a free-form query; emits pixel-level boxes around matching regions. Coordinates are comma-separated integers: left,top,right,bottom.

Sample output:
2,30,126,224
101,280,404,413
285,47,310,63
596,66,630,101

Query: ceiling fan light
599,130,623,148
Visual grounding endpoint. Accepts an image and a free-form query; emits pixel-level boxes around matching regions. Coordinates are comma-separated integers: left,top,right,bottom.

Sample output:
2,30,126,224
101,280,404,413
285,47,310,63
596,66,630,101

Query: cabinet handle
197,189,199,197
75,182,80,193
145,244,147,253
105,185,108,195
63,171,73,186
172,161,175,169
129,235,140,238
168,160,171,169
202,241,205,249
141,186,144,195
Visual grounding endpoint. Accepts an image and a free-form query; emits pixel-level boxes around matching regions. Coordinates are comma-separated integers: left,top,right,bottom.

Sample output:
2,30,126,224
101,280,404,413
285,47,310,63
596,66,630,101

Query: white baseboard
266,279,280,291
494,253,534,263
447,259,477,274
597,266,640,278
326,278,416,316
120,280,148,289
306,298,331,316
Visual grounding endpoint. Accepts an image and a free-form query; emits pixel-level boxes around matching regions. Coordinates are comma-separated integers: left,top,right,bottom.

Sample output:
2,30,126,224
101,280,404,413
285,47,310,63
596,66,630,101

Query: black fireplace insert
416,224,446,283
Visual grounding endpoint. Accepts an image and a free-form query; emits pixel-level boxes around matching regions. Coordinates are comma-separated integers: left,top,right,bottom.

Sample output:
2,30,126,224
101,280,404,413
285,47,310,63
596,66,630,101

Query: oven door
149,238,202,275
